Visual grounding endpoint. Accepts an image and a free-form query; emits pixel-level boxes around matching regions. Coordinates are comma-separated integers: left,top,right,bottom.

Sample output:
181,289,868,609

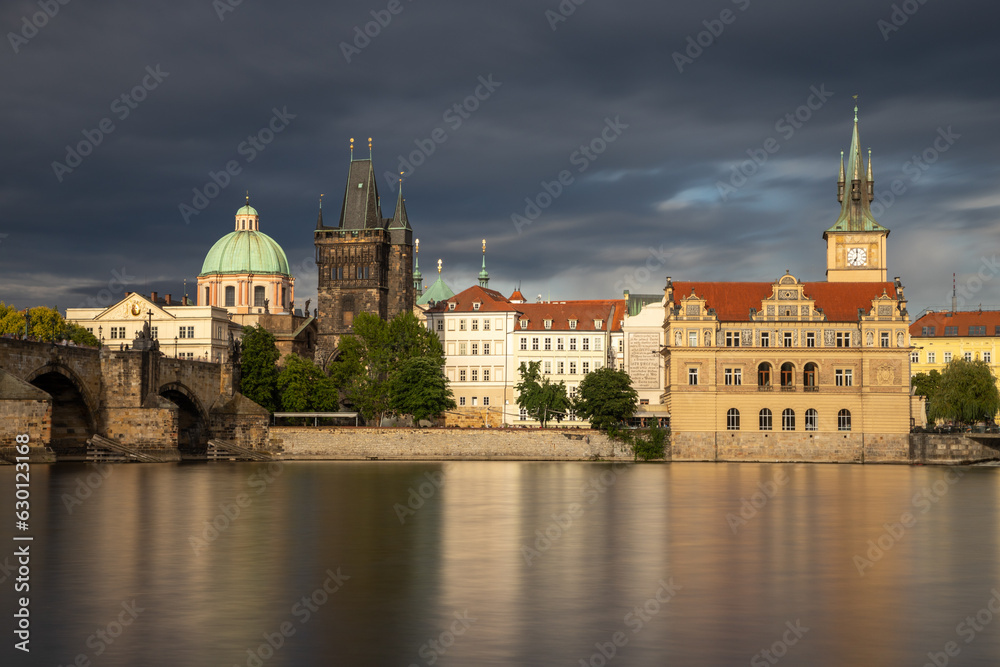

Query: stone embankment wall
270,427,631,461
910,434,1000,464
673,432,910,463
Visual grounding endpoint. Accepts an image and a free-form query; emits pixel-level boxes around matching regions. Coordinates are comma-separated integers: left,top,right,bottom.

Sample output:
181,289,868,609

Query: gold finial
350,137,354,160
437,259,442,275
245,190,249,206
369,137,373,159
482,238,486,254
415,238,420,253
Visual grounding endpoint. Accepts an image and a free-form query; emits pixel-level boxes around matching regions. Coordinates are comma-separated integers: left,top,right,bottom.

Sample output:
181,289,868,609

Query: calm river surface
3,461,1000,666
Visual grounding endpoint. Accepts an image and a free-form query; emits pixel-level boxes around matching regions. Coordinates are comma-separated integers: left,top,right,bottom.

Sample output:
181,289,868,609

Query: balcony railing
757,385,772,392
804,386,819,392
780,385,796,392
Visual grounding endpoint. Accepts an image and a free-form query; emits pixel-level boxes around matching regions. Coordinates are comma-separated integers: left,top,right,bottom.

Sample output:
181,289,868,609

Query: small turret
413,238,423,295
478,239,490,288
837,151,845,203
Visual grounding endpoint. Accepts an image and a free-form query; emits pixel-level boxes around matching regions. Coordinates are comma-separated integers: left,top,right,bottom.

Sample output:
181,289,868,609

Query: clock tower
823,106,888,282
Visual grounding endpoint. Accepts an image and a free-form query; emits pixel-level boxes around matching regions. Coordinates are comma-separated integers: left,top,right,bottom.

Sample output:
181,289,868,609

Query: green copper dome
416,276,455,306
236,204,258,216
199,230,290,276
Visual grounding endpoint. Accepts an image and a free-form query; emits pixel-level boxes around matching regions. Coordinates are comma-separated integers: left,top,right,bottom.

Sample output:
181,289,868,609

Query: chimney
165,294,172,305
150,291,158,302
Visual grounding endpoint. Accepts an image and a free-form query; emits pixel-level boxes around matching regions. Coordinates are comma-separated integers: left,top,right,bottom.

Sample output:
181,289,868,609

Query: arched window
804,363,817,390
780,362,795,388
838,409,852,431
805,409,818,431
782,408,795,431
758,362,772,387
759,408,772,431
727,408,740,431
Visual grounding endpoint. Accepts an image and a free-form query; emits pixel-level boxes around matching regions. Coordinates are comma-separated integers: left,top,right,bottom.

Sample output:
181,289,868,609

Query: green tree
390,357,456,422
911,369,943,422
573,367,639,430
27,306,66,342
278,353,340,412
609,424,669,461
0,303,26,337
65,322,99,347
240,324,280,412
336,311,448,425
929,358,1000,425
515,361,571,427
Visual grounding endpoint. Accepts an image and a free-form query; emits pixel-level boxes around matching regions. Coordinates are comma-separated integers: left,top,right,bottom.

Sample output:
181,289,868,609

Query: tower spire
825,103,885,234
368,137,373,161
478,238,490,288
316,193,325,229
837,150,845,202
413,238,423,294
350,137,354,161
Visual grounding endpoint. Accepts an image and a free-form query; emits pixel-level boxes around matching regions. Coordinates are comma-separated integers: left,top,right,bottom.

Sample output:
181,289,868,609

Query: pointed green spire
825,105,887,235
478,239,489,288
413,238,423,294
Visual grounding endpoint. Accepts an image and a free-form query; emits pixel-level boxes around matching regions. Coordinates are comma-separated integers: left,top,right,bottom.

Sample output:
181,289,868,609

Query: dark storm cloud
1,0,998,316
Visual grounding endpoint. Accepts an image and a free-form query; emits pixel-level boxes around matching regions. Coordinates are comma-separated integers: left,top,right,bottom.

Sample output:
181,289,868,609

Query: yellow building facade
660,108,913,462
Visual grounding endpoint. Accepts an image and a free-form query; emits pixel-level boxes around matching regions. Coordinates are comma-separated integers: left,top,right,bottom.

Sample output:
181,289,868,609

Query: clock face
847,248,867,267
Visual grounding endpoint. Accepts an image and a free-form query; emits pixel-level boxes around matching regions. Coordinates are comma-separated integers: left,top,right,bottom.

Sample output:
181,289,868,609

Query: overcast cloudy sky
2,0,997,317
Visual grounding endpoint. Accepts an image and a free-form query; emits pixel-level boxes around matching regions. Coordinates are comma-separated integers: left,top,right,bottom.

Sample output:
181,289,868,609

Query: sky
1,0,998,319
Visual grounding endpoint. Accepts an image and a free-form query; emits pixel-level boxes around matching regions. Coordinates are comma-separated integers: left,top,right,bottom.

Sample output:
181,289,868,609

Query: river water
3,461,1000,666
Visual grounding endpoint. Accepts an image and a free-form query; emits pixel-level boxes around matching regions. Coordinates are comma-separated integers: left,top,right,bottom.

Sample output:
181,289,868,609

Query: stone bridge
0,338,268,461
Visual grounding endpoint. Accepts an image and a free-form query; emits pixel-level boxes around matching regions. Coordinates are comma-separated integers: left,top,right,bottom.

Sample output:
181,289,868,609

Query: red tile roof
509,289,525,302
672,281,899,323
910,310,1000,337
516,299,625,332
426,285,517,313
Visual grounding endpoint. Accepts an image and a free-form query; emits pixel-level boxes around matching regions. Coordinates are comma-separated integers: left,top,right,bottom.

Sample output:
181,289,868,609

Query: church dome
199,201,290,276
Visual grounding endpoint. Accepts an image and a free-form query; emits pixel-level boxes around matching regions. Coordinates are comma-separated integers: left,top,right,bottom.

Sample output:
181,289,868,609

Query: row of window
702,331,856,348
539,359,601,375
921,326,998,337
221,285,287,308
519,407,581,421
458,396,490,407
519,337,602,351
726,408,852,431
912,351,991,364
457,319,493,331
456,342,497,355
457,369,497,382
105,326,222,341
691,362,850,387
518,319,598,331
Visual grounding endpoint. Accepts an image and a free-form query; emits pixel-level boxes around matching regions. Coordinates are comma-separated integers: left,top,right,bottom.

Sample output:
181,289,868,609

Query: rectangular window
726,332,740,347
688,331,698,347
471,343,478,355
569,362,577,375
569,320,577,330
483,319,490,331
761,332,770,347
964,352,973,362
594,338,602,351
532,337,539,351
688,368,698,385
151,327,158,340
783,332,793,347
569,338,577,351
483,369,490,382
594,360,602,370
437,320,444,331
945,326,958,336
483,343,490,355
806,332,815,348
582,338,590,351
922,326,936,336
460,320,467,331
459,370,466,382
557,338,564,351
557,361,565,374
544,338,552,351
835,369,853,387
254,286,266,307
724,368,742,386
880,332,890,348
520,337,527,351
928,352,936,363
836,332,850,347
944,352,952,363
471,369,478,381
459,342,467,355
519,320,527,330
543,362,551,375
459,397,466,406
483,396,490,406
970,326,986,336
471,319,478,331
225,286,236,307
582,362,590,374
985,352,992,363
519,408,527,421
911,351,919,363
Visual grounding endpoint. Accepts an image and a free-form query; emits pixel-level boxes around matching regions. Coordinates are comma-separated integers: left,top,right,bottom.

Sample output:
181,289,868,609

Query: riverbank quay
266,427,1000,465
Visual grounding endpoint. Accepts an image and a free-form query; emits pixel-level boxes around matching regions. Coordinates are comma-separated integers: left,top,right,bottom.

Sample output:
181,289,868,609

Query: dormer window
544,319,552,330
448,303,456,311
569,320,577,330
519,319,528,330
473,302,481,311
594,319,603,329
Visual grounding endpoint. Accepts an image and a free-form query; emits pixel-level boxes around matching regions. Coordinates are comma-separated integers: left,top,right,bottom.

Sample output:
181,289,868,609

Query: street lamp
174,335,178,358
98,325,103,347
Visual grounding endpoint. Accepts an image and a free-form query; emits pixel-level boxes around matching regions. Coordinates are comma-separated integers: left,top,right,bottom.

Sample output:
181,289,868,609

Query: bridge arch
26,363,98,457
159,382,211,454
